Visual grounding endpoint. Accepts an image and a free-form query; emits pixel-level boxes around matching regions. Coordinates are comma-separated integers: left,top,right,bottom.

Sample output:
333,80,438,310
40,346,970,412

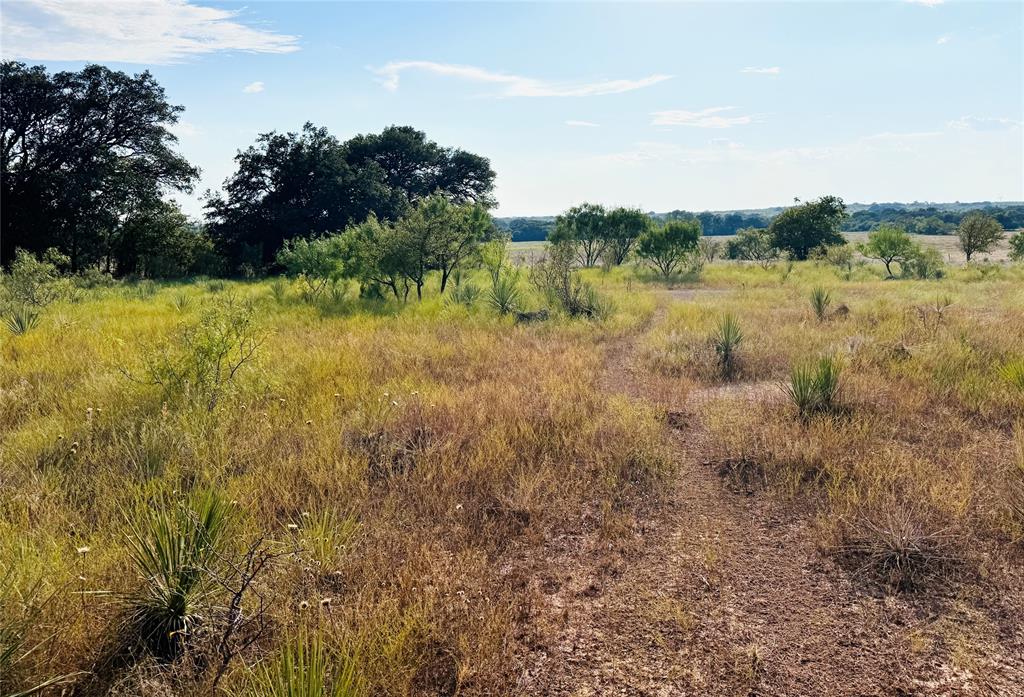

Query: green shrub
1009,231,1024,263
1,248,69,307
122,488,233,658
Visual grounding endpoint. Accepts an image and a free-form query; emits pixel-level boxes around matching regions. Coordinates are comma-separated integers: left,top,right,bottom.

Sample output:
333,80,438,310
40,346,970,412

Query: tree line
1,62,495,277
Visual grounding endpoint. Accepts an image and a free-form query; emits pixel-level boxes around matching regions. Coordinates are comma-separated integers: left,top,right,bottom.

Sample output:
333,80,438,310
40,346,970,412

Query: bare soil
518,301,1024,696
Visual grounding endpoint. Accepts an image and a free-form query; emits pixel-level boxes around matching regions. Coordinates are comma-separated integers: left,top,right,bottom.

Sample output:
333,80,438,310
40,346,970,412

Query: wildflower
58,435,64,440
320,597,332,607
71,441,79,448
391,400,399,406
286,523,299,531
334,393,341,398
279,398,286,404
301,511,310,517
299,600,309,610
76,546,91,555
305,419,312,425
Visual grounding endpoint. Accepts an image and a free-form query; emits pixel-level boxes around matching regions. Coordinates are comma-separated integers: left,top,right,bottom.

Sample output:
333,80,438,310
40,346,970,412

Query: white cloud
936,34,952,45
371,60,672,98
740,67,781,75
948,115,1022,131
0,0,299,64
243,81,265,94
169,120,200,138
566,120,600,128
906,0,943,6
651,107,754,129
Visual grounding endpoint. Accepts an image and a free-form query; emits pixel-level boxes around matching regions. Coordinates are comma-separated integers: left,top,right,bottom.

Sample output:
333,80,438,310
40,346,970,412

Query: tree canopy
768,196,848,260
858,225,917,278
1,61,198,270
205,124,496,271
635,219,702,278
956,212,1004,262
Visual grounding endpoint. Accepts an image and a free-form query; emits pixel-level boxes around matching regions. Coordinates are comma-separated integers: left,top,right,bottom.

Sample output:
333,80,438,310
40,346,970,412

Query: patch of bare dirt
519,298,1024,696
657,288,733,302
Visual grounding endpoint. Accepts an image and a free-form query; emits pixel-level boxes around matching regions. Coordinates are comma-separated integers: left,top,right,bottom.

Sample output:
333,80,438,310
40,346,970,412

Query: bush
276,236,346,301
122,488,233,658
1,248,69,307
1009,231,1024,263
531,242,607,318
786,355,843,418
902,245,945,279
726,228,779,268
138,294,263,411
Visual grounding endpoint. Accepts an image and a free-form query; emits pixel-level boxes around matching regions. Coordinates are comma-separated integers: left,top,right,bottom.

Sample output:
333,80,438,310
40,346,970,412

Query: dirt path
519,301,1023,696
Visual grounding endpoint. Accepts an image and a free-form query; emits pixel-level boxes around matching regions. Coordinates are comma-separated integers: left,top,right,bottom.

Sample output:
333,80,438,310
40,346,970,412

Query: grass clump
122,488,233,659
786,354,843,418
245,630,364,697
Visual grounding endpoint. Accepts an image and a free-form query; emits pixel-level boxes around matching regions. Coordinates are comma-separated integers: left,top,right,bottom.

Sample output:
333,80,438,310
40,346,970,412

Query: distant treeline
498,203,1024,242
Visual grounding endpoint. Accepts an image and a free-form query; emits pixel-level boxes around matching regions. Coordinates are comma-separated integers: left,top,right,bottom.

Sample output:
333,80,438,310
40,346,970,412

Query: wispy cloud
566,120,600,128
243,81,265,94
651,107,754,129
0,0,299,64
936,34,952,45
371,60,672,98
948,115,1022,131
905,0,943,7
740,66,781,75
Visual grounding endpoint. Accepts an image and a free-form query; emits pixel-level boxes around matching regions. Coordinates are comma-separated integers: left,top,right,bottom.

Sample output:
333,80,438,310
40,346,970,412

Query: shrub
122,488,233,658
530,242,607,318
1,248,69,307
809,286,832,321
840,506,955,591
786,355,843,418
902,245,945,279
276,236,346,301
1009,231,1024,263
711,313,743,380
698,237,722,263
858,225,916,278
448,281,482,308
726,227,779,268
139,294,263,411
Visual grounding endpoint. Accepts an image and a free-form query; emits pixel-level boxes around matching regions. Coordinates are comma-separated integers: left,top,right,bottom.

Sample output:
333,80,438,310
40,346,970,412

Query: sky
2,0,1022,218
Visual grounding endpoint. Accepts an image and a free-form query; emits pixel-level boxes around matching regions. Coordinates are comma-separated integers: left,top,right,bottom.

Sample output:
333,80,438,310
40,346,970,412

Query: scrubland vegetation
3,229,1024,694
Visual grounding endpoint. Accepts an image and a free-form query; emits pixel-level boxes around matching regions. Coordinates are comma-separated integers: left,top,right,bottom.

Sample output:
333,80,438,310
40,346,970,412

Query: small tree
1009,230,1024,263
1,248,69,307
426,197,492,294
698,238,722,263
549,203,609,267
635,220,701,280
768,196,848,260
858,225,917,278
957,212,1004,262
727,227,779,269
275,235,345,300
603,207,651,266
340,216,413,301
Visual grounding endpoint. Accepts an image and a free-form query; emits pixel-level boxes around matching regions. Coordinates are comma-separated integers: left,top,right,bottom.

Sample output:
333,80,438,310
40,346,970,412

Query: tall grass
245,631,364,697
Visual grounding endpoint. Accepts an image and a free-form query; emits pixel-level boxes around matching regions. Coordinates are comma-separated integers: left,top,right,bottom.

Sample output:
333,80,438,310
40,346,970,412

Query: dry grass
2,255,1023,694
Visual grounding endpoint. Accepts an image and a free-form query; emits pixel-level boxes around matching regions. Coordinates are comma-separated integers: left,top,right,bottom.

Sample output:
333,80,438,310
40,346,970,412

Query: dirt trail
519,301,1023,696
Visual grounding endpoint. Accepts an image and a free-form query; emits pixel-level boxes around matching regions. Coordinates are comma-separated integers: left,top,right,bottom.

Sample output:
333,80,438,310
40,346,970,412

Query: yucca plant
248,630,364,697
171,292,193,313
447,281,482,308
122,488,232,658
711,313,743,379
809,286,832,321
3,305,40,335
786,354,843,418
488,269,521,316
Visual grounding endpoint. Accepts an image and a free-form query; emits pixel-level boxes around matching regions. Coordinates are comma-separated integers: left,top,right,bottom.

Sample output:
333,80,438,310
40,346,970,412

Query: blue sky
2,1,1022,217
